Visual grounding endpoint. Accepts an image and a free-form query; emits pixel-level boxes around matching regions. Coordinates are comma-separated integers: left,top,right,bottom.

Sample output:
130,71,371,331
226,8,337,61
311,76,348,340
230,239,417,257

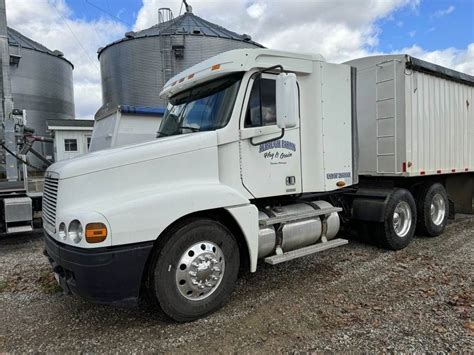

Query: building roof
7,27,73,67
47,119,94,129
119,105,166,115
98,10,263,57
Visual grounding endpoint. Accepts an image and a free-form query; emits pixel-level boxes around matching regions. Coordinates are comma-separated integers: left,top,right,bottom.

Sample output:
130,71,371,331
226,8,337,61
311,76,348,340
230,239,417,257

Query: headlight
58,222,67,240
68,220,83,244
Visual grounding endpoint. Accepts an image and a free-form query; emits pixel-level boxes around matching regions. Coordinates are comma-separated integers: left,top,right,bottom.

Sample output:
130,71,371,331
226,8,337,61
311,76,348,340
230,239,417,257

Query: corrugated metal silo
97,6,263,111
7,27,75,167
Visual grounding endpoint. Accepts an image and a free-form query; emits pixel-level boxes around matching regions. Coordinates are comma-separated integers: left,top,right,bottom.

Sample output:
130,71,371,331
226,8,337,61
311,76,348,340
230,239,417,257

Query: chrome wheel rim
175,241,225,301
393,201,412,238
430,193,446,226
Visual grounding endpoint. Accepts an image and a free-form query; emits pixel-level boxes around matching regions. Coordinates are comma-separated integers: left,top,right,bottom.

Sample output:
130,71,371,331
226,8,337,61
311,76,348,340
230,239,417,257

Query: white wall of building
53,129,92,162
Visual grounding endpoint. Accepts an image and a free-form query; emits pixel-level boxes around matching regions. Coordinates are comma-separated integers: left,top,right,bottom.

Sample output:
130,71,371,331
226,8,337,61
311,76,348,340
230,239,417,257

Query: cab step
264,238,348,265
6,225,33,234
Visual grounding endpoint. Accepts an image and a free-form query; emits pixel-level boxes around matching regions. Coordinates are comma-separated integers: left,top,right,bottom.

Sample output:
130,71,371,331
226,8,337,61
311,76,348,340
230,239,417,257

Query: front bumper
44,233,154,307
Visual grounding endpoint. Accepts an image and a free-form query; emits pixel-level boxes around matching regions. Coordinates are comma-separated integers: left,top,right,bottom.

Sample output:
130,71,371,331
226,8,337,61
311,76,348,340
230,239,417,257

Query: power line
84,0,133,27
81,0,107,45
52,4,100,72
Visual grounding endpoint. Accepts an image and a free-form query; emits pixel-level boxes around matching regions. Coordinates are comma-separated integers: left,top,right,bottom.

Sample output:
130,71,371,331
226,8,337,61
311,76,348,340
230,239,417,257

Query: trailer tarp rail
406,55,474,87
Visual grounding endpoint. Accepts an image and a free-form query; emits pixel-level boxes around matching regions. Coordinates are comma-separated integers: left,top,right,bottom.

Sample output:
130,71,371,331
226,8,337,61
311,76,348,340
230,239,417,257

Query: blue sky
6,0,474,119
377,0,473,52
68,0,474,55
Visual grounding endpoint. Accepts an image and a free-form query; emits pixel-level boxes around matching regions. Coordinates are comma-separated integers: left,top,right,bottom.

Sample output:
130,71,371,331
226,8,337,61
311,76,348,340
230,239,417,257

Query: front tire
416,183,449,237
150,218,240,322
375,188,417,250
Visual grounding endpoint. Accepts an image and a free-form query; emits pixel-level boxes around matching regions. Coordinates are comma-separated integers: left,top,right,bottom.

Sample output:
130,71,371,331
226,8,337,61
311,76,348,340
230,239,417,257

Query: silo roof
98,11,263,57
7,27,73,67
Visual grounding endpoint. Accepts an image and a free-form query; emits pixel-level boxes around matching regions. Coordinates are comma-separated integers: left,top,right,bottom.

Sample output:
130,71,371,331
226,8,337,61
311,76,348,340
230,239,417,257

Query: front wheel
375,188,417,250
150,218,240,322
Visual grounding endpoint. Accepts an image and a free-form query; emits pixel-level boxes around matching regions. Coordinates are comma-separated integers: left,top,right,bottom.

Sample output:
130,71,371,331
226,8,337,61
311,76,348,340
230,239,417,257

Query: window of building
86,136,91,150
244,76,276,127
64,139,78,152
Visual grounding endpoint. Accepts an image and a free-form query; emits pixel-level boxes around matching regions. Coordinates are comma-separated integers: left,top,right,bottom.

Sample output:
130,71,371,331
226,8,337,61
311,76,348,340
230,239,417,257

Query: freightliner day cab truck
43,49,474,322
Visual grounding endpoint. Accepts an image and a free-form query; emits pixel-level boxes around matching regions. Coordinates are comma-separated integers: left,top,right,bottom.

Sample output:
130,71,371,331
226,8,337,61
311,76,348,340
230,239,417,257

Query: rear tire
375,188,417,250
150,218,240,322
416,183,449,237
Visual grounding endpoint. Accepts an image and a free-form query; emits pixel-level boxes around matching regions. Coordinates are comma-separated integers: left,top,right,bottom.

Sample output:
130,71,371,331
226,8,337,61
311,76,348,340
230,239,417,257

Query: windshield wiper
156,131,170,137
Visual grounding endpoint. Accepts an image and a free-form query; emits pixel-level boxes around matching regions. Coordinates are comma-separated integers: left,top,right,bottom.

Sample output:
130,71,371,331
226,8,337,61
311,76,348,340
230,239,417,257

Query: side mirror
276,73,298,129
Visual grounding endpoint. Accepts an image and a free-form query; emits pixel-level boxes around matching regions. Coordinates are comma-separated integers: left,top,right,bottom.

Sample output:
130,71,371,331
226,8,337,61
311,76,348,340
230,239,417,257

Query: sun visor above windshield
159,48,319,100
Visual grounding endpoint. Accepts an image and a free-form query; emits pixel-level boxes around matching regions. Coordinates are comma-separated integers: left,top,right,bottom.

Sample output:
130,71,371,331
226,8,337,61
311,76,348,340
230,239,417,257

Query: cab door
239,73,301,198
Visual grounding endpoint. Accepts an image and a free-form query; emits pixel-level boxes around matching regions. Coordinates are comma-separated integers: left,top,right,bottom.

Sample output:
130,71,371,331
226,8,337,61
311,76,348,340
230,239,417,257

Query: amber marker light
85,223,108,243
211,64,221,71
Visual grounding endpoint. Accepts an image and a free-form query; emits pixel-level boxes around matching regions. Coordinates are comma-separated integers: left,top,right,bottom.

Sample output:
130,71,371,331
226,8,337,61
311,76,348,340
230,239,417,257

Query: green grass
0,280,7,292
38,270,62,294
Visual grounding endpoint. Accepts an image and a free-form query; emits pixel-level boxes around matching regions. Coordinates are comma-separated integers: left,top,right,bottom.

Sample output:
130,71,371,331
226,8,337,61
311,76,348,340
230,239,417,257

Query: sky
5,0,474,120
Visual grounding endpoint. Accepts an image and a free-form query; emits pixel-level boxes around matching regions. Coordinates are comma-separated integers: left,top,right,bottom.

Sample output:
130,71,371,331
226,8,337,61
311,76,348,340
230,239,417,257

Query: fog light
68,220,83,244
85,223,108,243
58,222,67,240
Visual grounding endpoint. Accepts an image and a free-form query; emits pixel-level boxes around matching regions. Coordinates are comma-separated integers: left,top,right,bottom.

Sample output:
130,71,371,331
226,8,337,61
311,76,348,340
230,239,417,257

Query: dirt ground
0,218,473,352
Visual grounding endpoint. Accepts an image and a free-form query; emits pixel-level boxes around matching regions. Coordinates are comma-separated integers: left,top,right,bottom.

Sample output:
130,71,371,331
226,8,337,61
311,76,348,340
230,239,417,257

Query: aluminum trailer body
345,54,473,177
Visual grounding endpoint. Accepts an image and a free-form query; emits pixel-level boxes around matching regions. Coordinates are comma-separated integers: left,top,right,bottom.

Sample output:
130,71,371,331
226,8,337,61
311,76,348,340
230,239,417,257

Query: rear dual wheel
374,183,448,250
416,183,449,237
375,188,417,250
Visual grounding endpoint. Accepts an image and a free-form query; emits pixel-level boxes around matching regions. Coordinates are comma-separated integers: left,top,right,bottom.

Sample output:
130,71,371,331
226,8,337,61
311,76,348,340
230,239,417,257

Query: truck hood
49,132,218,179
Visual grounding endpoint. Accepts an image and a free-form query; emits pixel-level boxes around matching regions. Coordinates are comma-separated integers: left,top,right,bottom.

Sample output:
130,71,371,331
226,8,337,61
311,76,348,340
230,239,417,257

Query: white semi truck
43,49,474,322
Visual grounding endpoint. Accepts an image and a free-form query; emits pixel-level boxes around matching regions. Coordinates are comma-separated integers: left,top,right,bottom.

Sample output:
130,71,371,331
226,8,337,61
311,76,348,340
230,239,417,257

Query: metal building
97,5,263,111
6,27,75,169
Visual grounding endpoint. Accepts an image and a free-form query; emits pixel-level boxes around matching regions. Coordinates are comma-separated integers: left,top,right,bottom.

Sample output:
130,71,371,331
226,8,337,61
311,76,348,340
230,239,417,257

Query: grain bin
97,5,263,111
6,27,75,167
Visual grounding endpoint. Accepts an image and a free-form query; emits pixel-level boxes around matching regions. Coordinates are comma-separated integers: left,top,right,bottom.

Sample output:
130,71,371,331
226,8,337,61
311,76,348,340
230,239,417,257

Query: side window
244,76,276,127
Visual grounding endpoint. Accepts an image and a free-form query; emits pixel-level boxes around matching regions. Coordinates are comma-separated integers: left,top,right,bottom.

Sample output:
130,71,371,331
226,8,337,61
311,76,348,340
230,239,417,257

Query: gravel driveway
1,218,473,352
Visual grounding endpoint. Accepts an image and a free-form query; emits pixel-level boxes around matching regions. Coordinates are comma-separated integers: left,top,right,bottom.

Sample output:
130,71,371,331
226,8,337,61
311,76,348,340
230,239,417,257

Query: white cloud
134,0,418,63
433,5,455,18
5,0,127,120
3,0,472,121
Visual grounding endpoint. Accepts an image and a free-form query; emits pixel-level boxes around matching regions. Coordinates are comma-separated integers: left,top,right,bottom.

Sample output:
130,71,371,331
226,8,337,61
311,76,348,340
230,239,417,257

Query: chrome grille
42,176,59,229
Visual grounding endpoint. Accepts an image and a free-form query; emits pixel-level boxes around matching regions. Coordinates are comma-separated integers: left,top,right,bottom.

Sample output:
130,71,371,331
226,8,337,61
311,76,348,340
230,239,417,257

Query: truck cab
44,48,462,322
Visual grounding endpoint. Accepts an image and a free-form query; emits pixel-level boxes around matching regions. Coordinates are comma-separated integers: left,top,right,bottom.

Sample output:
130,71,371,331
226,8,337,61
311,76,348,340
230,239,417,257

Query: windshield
157,73,243,137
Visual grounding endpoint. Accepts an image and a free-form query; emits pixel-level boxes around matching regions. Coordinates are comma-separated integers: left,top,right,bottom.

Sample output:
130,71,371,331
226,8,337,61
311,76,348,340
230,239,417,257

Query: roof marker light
188,73,195,79
211,64,221,71
179,78,185,83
